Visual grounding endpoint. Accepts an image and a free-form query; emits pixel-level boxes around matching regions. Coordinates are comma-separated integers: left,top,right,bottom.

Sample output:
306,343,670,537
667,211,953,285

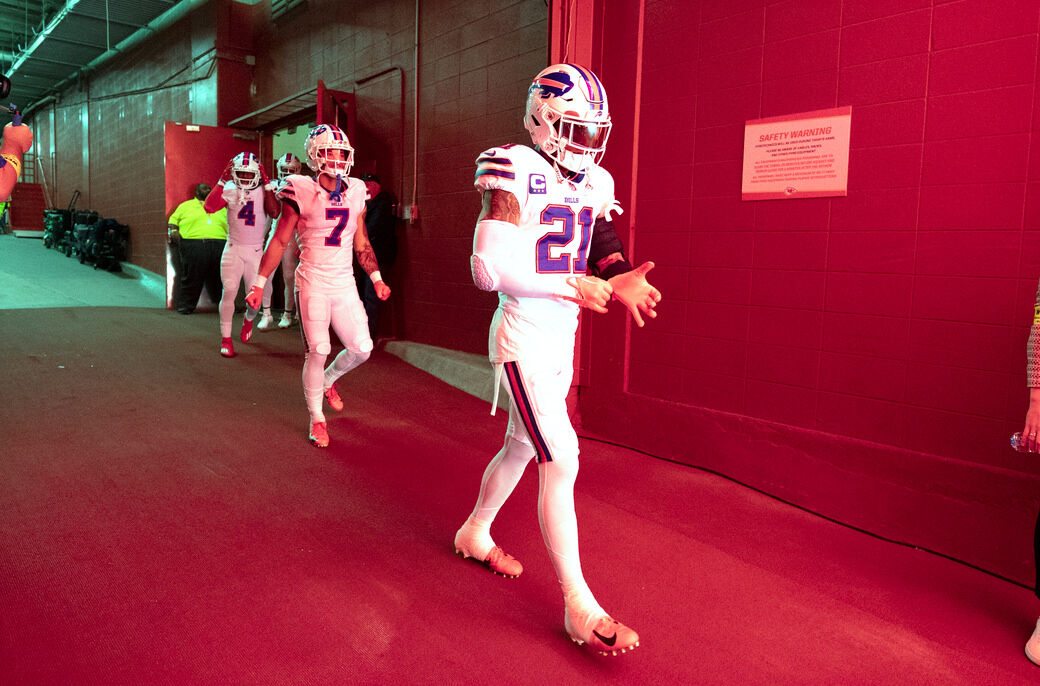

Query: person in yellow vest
167,183,228,314
0,118,32,202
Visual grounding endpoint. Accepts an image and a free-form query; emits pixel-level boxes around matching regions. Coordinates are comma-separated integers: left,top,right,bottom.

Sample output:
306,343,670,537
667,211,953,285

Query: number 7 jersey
277,174,367,290
474,144,617,362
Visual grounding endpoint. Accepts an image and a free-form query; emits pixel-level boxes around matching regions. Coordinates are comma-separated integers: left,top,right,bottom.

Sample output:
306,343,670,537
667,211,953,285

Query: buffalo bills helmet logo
532,70,574,99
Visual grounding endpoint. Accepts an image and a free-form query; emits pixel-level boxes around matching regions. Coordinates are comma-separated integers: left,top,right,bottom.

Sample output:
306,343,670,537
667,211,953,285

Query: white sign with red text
742,106,852,200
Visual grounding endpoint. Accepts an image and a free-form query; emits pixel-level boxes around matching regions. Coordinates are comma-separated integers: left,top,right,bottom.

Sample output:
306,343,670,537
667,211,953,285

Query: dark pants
1035,505,1040,599
177,238,225,314
357,272,380,339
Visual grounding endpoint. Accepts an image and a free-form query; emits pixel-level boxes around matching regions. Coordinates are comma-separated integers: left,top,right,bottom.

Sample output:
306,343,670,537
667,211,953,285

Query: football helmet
304,124,354,178
525,64,611,173
230,152,261,190
276,152,302,181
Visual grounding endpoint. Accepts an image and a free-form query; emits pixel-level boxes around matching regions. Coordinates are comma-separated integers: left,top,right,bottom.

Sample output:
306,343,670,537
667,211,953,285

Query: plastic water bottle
1011,431,1036,452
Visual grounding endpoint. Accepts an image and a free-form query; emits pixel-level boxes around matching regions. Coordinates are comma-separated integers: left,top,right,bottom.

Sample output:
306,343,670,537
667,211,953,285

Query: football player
203,152,280,357
245,124,390,448
0,116,32,202
453,64,660,656
258,152,304,330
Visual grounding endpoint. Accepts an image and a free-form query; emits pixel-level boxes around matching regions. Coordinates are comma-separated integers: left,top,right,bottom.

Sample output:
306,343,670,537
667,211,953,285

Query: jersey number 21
536,205,592,274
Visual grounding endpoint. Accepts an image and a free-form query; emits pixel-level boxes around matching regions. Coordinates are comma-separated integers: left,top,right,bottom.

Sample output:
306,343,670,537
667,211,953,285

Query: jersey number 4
237,201,256,226
536,205,592,273
325,208,350,246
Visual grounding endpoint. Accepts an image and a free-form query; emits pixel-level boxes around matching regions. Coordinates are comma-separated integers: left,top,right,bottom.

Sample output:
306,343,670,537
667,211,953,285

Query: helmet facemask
524,65,611,175
305,125,355,181
314,146,354,178
539,106,611,173
231,153,261,191
277,154,301,182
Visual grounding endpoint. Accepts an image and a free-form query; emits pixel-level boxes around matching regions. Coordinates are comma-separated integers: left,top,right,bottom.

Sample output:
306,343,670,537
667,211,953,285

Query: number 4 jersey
277,174,367,291
221,182,268,246
474,144,617,363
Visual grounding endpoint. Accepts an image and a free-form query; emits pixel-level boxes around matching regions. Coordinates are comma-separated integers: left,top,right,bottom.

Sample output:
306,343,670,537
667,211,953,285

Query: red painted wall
577,0,1040,583
29,4,216,274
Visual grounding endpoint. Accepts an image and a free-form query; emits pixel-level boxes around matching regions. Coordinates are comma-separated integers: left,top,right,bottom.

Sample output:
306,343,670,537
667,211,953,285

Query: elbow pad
471,218,560,298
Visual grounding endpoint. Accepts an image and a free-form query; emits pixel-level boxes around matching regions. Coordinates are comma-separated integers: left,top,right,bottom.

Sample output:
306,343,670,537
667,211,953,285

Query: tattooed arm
479,188,521,223
354,207,391,300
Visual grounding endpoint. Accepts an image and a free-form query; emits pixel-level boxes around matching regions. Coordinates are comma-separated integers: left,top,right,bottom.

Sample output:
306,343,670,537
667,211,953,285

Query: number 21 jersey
474,144,617,363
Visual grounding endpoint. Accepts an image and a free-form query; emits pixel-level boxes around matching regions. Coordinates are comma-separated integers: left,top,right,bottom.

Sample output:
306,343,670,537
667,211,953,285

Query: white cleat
565,608,640,656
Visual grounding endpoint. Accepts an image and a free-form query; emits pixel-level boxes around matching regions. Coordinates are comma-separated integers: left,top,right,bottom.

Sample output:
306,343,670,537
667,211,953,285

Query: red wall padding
577,0,1040,583
599,0,1040,466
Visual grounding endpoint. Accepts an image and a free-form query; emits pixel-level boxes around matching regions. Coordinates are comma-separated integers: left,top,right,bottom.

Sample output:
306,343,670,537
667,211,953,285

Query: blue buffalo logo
532,71,574,99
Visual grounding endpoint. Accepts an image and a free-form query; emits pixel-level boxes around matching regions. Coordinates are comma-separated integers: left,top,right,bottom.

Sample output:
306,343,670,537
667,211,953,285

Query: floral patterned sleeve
1029,280,1040,387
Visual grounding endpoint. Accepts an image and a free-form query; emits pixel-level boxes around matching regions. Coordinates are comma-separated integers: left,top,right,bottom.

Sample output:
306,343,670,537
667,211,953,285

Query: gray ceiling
0,0,180,114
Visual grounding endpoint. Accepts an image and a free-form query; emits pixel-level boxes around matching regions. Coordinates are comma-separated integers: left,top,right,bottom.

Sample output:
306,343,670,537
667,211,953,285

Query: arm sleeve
1029,280,1040,387
588,216,633,279
471,218,563,299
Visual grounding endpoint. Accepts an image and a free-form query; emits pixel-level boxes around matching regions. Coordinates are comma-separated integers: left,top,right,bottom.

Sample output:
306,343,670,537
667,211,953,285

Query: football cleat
240,317,254,343
1027,618,1040,666
324,385,344,412
278,311,296,328
257,311,275,330
220,337,235,358
564,609,640,656
309,421,329,448
454,532,523,578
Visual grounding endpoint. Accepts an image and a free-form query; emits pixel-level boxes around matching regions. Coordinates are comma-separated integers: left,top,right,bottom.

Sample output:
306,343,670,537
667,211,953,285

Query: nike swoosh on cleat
593,630,617,647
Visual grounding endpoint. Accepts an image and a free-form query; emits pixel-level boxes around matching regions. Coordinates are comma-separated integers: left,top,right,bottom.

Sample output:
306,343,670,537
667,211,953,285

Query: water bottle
1011,431,1037,452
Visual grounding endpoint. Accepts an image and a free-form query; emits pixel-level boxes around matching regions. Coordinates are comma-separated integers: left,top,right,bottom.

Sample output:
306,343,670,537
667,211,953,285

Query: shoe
1027,618,1040,666
324,385,344,412
454,530,523,578
278,311,296,328
257,311,275,330
220,337,235,358
565,608,640,656
240,318,254,343
309,421,329,448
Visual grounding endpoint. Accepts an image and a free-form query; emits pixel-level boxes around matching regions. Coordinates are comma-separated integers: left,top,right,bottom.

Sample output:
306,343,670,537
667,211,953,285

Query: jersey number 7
536,205,593,274
325,208,351,246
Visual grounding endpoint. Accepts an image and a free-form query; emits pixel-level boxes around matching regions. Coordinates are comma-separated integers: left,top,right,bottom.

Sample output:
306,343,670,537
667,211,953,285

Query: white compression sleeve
471,219,567,299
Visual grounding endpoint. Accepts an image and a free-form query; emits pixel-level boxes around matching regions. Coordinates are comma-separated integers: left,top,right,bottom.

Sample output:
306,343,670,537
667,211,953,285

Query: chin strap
328,173,344,202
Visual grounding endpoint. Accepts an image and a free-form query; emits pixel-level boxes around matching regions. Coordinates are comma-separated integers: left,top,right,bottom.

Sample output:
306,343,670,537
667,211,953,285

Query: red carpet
0,307,1037,684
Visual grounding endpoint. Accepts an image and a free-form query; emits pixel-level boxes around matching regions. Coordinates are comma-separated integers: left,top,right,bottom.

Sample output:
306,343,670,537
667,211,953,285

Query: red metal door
163,122,262,309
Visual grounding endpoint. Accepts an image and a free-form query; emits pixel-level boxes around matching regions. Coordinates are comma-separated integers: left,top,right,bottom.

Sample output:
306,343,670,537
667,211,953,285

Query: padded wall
580,0,1040,584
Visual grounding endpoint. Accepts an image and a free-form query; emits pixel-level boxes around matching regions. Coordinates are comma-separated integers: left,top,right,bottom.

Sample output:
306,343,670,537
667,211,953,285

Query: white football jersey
474,144,617,363
277,174,366,290
221,182,268,245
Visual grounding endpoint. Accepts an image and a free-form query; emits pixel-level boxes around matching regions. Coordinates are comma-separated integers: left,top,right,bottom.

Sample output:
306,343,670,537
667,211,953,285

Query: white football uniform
454,144,619,631
277,173,371,422
262,178,301,312
475,144,616,366
219,182,267,338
